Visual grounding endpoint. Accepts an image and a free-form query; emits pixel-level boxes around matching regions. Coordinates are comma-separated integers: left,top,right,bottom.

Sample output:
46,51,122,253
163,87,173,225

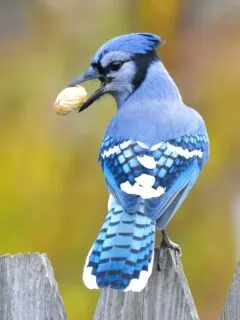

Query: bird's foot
157,230,182,271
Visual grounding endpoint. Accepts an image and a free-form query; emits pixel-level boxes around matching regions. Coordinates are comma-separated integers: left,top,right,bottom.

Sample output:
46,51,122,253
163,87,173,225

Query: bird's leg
161,230,182,254
157,230,182,271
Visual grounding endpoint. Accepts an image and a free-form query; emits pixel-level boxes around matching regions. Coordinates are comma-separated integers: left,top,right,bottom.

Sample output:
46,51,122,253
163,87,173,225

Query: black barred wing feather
99,134,209,224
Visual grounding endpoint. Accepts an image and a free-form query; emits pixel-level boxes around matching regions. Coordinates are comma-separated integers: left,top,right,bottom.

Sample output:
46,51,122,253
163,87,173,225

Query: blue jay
68,33,209,292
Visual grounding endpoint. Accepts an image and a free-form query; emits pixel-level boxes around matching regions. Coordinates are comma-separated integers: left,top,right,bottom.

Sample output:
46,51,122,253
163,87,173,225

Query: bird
68,33,209,292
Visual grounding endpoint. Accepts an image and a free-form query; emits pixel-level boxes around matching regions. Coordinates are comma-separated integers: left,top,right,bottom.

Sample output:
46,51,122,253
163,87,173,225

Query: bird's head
68,33,162,111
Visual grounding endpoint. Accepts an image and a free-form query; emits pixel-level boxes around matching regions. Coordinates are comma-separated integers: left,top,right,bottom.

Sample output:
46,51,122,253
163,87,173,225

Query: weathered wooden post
2,251,240,319
222,260,240,320
0,253,67,320
94,248,199,320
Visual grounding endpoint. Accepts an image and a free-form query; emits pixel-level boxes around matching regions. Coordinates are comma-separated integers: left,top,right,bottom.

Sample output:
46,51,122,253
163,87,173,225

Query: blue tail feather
83,195,155,291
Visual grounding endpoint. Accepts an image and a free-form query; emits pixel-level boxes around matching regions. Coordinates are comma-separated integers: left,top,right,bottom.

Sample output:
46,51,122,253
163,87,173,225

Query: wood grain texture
94,248,199,320
222,260,240,320
0,253,67,320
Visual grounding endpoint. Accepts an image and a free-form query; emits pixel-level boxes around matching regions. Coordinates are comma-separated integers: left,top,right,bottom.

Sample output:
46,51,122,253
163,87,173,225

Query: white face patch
100,51,131,68
104,60,136,105
137,155,156,169
120,174,165,199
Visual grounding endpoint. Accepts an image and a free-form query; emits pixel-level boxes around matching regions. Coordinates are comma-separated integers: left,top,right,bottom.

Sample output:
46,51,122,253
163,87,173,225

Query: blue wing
99,133,209,228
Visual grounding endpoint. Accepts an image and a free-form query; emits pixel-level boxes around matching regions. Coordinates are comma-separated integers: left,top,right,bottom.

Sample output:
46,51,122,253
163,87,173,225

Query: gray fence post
222,260,240,320
94,248,199,320
0,253,67,320
2,251,240,319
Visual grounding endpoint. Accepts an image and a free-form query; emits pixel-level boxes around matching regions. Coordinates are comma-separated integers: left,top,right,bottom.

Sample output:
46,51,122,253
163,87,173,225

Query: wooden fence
0,250,238,319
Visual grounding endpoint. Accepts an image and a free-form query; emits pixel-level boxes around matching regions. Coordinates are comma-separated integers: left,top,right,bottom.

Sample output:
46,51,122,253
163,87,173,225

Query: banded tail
83,195,155,291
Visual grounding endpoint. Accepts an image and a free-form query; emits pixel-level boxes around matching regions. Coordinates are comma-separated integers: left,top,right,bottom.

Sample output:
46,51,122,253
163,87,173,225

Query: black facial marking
108,61,124,72
132,51,159,90
92,59,129,78
91,51,159,90
92,61,104,74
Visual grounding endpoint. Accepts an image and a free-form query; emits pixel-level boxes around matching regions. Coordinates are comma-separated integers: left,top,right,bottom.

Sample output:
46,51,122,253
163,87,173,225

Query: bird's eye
109,61,123,71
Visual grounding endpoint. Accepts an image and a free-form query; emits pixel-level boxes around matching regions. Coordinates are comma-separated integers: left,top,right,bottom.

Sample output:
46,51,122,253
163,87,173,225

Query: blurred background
1,0,240,319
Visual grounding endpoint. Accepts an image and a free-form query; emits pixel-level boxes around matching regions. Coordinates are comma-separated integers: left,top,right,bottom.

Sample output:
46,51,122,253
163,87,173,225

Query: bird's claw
157,230,182,271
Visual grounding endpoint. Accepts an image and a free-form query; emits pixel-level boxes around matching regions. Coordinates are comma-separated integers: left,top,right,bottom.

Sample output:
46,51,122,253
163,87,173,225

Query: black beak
67,67,106,112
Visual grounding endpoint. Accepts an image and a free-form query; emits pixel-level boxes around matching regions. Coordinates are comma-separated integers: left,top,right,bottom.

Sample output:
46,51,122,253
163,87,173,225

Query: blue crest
92,33,162,64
